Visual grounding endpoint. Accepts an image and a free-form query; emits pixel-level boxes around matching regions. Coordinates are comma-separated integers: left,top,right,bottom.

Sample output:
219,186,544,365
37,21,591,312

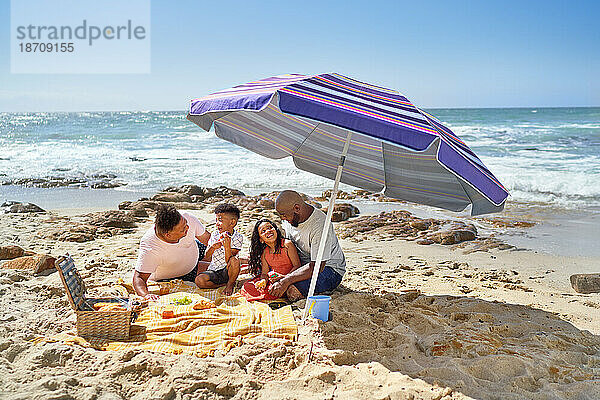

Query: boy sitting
195,203,243,295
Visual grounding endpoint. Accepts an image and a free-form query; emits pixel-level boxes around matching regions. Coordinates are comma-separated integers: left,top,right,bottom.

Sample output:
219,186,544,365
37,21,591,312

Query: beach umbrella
187,73,509,317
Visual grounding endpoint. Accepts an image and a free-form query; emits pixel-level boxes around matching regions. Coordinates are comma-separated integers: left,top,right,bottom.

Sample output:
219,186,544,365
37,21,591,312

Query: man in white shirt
269,190,345,300
133,204,210,300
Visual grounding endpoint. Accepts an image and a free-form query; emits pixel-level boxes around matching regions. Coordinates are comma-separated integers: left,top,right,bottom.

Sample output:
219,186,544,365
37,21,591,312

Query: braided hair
249,219,284,277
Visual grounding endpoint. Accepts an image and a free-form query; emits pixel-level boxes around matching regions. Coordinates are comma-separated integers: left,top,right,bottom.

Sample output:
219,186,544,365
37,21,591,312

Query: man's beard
290,212,301,227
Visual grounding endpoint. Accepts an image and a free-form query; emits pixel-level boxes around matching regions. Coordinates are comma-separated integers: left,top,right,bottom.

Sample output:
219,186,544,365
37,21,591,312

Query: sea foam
1,108,598,210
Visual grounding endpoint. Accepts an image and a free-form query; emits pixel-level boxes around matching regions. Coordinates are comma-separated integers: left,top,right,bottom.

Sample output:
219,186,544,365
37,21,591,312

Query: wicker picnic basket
55,255,134,340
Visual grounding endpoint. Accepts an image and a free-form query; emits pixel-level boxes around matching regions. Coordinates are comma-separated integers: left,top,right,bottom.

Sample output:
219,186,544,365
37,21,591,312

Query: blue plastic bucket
307,295,331,322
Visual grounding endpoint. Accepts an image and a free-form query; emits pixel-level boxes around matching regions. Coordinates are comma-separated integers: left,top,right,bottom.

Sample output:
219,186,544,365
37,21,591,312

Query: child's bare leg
195,273,219,289
224,257,240,296
285,284,303,302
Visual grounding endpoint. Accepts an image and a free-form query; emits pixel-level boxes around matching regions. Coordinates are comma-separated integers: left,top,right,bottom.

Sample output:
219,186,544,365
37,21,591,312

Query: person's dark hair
214,203,240,219
249,219,283,277
155,204,182,234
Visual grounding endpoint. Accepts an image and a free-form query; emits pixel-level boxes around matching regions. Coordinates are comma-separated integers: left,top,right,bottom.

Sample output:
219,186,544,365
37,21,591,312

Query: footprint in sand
583,301,600,308
407,256,427,267
362,255,385,264
459,286,473,294
437,261,469,270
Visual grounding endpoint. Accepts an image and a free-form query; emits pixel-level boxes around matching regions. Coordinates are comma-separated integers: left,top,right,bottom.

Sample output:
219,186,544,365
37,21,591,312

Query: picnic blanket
39,280,297,356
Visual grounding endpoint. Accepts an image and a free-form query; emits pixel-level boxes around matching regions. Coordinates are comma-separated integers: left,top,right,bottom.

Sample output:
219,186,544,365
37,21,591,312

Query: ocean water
432,108,600,208
1,108,598,210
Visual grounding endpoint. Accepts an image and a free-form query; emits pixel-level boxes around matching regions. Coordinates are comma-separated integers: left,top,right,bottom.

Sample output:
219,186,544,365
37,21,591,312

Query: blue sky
0,0,598,111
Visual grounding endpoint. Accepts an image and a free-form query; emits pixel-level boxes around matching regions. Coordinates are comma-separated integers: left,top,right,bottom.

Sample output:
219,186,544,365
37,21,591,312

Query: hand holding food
220,232,232,247
254,278,267,291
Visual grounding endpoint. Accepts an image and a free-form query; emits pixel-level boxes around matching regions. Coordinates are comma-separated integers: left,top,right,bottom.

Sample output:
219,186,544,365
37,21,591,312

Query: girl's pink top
264,239,294,275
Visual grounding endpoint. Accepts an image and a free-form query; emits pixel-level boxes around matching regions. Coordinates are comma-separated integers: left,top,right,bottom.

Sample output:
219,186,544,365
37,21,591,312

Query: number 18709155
19,43,74,52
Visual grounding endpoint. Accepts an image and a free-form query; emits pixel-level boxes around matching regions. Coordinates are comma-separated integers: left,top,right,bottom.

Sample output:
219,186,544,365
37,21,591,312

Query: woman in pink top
242,219,301,301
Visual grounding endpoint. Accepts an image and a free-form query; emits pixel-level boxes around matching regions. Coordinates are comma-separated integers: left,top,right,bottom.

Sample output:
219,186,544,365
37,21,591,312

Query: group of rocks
2,186,482,248
122,185,361,222
39,210,141,243
0,245,55,275
337,210,479,246
2,173,124,189
118,185,247,214
1,201,46,214
2,185,507,252
316,189,405,203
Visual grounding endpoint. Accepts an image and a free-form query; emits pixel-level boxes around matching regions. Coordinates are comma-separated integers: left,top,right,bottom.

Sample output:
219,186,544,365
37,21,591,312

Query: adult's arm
185,213,209,245
134,237,160,299
132,270,159,300
196,231,210,245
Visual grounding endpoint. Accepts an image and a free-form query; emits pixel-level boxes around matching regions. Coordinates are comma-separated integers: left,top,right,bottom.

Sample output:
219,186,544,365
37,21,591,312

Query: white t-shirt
282,207,346,277
207,230,243,271
135,212,206,280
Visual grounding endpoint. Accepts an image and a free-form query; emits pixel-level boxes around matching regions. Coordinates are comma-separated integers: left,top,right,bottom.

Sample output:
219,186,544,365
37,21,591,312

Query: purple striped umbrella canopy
187,73,508,215
187,73,509,313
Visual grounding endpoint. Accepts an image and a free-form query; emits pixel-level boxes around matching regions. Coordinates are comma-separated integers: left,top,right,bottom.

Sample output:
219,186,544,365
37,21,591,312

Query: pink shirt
135,213,206,280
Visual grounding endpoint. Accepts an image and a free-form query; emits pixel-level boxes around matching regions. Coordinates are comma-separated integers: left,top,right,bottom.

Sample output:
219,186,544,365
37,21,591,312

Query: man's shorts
198,268,229,285
161,240,207,283
294,266,343,297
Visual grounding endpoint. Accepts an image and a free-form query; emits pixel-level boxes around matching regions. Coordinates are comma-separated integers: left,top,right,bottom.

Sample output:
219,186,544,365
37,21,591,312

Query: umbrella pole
302,131,353,320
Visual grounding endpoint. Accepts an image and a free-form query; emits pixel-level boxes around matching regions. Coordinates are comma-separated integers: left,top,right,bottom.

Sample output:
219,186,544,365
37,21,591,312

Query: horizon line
1,105,599,113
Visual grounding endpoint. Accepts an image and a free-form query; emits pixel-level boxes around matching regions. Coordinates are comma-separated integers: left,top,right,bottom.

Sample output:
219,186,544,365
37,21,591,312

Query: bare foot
223,284,234,296
285,284,303,302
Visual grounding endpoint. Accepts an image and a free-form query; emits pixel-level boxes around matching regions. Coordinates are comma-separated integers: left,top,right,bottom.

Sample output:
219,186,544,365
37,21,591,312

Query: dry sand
0,206,599,400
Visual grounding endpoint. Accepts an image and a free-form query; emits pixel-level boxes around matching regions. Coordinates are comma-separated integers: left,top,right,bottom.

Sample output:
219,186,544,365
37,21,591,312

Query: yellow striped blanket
40,280,297,356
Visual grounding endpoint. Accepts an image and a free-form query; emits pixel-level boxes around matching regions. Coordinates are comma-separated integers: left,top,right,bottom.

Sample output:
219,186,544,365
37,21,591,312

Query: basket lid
55,256,88,311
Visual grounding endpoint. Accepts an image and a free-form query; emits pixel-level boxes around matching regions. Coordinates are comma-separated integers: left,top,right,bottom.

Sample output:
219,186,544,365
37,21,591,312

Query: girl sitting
241,219,301,301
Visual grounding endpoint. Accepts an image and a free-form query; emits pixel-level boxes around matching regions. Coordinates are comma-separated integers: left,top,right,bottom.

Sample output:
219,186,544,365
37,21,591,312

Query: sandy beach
1,189,598,400
3,0,598,397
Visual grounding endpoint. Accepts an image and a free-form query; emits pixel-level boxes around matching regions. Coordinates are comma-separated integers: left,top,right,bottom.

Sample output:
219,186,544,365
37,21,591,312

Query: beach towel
38,280,297,356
